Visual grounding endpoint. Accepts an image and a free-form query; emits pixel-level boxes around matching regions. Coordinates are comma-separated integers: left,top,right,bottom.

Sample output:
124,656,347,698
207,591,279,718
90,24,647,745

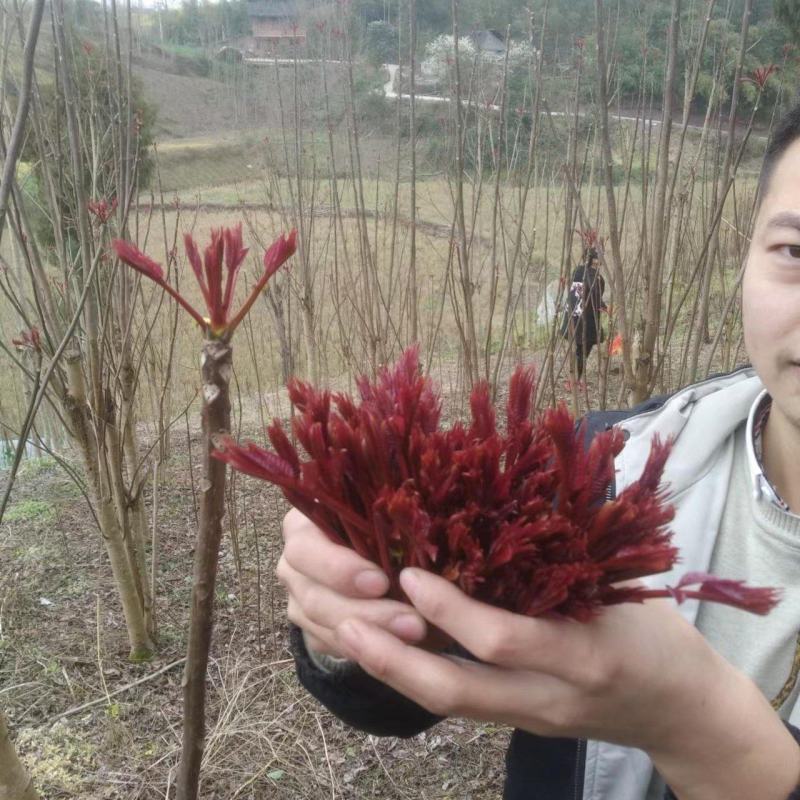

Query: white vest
581,368,799,800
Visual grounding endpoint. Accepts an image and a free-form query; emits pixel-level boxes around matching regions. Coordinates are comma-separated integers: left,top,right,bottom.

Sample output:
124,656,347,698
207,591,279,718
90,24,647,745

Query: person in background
561,245,607,382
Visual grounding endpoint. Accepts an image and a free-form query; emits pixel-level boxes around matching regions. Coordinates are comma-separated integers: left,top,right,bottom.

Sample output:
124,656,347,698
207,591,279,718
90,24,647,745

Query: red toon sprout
87,197,117,224
741,64,780,91
577,228,607,254
11,327,41,352
112,225,297,337
214,347,779,620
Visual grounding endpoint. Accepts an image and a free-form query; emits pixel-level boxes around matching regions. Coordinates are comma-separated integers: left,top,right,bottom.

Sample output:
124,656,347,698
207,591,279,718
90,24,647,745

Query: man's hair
759,102,800,200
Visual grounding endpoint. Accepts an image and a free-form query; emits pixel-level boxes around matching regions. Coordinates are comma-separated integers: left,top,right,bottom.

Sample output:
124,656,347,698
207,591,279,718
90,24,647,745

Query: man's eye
784,245,800,259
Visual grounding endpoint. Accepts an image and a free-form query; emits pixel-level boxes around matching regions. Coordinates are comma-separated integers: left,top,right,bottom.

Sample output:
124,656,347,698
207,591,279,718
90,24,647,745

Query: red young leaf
213,347,779,620
114,227,295,336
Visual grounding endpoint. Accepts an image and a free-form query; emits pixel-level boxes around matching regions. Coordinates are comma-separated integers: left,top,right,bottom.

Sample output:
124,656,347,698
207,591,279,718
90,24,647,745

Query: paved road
381,63,749,137
243,57,765,141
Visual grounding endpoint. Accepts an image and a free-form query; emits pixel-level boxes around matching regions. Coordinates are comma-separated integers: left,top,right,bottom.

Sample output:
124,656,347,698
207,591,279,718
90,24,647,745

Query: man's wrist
301,629,357,675
649,665,800,800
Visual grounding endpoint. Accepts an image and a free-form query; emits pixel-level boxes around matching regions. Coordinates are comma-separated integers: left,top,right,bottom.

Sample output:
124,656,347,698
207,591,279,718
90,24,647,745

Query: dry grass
0,399,511,799
0,335,732,798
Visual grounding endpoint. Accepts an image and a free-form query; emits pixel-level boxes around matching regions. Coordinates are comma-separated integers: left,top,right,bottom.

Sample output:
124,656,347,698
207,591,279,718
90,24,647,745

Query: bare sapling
113,225,296,800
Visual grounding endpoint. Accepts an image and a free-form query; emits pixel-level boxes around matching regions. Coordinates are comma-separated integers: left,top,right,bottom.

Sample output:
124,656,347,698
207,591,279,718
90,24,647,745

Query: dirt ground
0,327,748,798
132,52,353,141
0,404,511,800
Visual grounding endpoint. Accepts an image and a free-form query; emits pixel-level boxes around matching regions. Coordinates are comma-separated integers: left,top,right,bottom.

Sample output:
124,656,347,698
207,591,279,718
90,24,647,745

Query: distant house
247,1,306,53
467,30,507,55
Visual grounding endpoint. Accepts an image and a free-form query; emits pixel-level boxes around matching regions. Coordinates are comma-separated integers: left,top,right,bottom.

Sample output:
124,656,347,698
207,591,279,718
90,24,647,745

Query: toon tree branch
176,337,232,800
0,0,45,243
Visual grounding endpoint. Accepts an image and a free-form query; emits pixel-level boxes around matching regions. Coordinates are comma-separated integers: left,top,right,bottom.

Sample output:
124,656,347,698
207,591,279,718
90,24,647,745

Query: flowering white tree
421,34,477,83
421,34,537,98
506,40,537,70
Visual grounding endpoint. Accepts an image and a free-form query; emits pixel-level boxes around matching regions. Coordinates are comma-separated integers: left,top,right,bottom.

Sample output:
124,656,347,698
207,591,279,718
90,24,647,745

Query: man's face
743,137,800,427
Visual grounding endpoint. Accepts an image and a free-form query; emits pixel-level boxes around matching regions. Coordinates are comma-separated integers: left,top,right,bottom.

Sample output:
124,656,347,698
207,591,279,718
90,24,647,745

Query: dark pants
576,340,594,379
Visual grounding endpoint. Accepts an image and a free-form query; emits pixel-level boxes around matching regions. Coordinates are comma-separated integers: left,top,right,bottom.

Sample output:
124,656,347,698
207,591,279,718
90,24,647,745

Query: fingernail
399,568,420,600
388,613,425,640
355,570,388,595
337,620,363,658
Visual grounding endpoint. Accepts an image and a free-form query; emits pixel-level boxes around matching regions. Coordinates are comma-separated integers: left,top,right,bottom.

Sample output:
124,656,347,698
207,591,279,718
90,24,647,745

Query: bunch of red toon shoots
215,347,779,621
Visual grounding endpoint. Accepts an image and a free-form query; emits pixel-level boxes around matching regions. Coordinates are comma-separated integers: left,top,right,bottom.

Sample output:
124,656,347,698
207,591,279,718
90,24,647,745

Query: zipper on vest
571,426,617,799
573,738,586,800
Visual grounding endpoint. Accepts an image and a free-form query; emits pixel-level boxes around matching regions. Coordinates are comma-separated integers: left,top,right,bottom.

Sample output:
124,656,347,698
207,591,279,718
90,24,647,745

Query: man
276,103,800,799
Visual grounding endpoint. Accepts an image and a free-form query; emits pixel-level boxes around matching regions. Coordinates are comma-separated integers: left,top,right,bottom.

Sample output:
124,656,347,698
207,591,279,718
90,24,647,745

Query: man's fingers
281,509,389,598
280,560,428,642
301,629,330,656
399,568,582,676
287,601,340,656
287,598,354,658
281,507,315,543
335,618,469,717
334,618,574,732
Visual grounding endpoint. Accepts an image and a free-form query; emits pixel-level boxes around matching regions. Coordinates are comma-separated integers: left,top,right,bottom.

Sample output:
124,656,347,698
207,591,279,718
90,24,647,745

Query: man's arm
329,567,800,800
652,670,800,800
662,723,800,800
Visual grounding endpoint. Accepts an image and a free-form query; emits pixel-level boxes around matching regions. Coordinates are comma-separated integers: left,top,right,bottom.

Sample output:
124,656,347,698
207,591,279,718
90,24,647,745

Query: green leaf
267,769,285,781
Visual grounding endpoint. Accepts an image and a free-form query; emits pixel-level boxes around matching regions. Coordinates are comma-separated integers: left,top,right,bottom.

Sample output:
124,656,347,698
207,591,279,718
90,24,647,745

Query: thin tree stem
176,337,232,800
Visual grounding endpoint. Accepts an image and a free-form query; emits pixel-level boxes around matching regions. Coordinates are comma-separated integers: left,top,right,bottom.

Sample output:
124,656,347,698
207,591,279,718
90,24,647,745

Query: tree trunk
409,0,418,343
631,0,681,403
0,712,39,800
116,361,155,641
265,280,294,383
451,0,479,388
301,293,319,384
67,398,154,660
595,0,633,398
176,338,232,800
0,0,46,242
688,0,751,383
122,413,155,639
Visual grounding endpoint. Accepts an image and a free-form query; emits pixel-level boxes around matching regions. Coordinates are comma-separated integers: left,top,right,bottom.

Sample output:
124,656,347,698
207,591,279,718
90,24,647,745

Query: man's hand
332,567,800,800
276,509,429,659
331,567,712,745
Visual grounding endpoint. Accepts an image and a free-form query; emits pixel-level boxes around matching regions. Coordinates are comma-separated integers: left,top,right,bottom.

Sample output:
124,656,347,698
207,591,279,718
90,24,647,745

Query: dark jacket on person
560,264,606,348
289,370,800,800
